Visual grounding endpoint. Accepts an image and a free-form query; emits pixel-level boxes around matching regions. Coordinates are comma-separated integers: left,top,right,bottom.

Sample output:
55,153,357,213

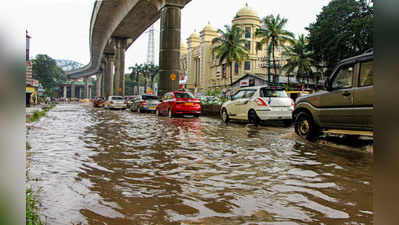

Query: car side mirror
159,100,163,102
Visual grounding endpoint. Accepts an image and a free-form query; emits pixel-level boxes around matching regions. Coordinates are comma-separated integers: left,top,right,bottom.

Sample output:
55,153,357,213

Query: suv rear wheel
295,112,319,140
248,110,261,126
221,108,230,123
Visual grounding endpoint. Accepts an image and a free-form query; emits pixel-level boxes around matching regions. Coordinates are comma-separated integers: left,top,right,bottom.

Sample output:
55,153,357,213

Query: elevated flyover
67,0,191,98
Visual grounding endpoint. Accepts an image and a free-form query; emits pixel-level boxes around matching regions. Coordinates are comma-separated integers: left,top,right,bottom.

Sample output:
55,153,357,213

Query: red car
93,97,105,107
156,91,201,117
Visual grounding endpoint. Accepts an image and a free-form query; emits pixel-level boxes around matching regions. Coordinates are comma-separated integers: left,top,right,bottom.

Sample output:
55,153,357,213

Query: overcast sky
17,0,330,72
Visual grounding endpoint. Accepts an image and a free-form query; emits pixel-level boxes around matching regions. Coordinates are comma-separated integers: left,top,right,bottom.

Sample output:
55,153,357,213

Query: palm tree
282,35,314,88
256,14,294,83
148,64,159,91
212,24,249,86
128,64,139,95
142,64,149,93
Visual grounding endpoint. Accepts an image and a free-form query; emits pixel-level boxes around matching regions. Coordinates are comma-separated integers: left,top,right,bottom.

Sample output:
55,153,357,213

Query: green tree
129,63,159,95
212,24,249,86
256,14,294,83
148,64,159,91
32,54,65,96
306,0,374,74
129,63,140,95
282,35,315,87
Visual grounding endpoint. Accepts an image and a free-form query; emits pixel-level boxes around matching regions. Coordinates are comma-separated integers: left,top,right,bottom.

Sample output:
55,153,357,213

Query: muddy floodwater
26,104,373,225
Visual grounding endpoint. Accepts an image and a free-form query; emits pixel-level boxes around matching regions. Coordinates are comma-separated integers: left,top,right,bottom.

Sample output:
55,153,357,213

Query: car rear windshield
142,95,159,100
111,96,124,100
175,92,194,98
259,88,287,97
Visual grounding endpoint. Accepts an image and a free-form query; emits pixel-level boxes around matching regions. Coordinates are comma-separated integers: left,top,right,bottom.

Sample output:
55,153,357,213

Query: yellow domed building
181,4,290,94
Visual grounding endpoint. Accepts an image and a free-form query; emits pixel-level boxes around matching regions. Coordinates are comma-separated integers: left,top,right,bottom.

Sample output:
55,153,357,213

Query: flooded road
27,104,373,225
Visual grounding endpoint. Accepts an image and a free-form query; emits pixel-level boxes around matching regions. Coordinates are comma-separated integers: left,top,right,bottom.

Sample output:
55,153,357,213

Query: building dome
180,41,187,48
189,31,200,39
236,3,259,18
202,22,216,32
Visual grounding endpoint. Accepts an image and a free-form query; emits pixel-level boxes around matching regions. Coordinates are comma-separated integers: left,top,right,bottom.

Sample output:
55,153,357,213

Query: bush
26,188,45,225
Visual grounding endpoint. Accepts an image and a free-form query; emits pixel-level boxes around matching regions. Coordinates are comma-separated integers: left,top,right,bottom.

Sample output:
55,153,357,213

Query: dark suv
293,50,373,140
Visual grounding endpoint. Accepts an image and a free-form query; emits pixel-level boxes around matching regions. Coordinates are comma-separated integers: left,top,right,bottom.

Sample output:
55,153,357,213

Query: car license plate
185,103,193,106
271,107,282,111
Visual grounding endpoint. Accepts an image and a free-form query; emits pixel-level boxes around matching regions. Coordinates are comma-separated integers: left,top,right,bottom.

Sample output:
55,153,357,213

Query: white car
104,96,127,109
220,85,294,125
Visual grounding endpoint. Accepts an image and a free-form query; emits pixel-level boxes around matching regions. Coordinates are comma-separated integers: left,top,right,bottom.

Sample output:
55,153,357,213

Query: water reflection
27,104,372,225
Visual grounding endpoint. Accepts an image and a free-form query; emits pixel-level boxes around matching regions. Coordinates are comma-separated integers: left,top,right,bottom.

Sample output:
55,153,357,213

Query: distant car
104,96,127,109
156,91,201,117
130,95,160,113
93,97,105,107
293,50,373,140
220,85,294,125
125,96,136,108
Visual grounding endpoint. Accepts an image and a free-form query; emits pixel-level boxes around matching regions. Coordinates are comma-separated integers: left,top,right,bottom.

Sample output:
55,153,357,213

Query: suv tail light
142,100,147,106
291,99,295,107
255,98,267,106
124,100,127,104
110,101,114,104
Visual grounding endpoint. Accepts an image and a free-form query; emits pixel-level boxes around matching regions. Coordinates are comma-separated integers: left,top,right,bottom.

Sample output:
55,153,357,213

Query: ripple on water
26,104,373,225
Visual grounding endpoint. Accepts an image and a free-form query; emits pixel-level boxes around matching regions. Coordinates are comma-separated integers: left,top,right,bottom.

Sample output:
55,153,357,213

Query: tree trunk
144,74,147,94
151,76,155,91
287,74,290,88
230,62,233,86
136,73,140,95
272,42,278,84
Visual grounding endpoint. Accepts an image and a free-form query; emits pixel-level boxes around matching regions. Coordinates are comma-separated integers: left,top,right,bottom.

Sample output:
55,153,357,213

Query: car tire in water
294,111,319,141
248,110,261,126
221,108,230,123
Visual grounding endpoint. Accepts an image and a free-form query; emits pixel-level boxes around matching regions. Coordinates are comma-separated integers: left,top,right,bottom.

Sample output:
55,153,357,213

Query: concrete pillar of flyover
119,39,126,96
104,54,115,99
101,62,106,97
71,82,75,99
63,85,67,98
79,86,83,99
113,41,120,96
158,1,185,97
113,38,126,96
84,78,89,99
96,74,102,98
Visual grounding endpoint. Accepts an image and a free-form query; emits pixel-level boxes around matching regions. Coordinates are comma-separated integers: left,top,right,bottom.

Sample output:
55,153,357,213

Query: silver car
220,85,294,125
104,96,127,109
130,95,160,113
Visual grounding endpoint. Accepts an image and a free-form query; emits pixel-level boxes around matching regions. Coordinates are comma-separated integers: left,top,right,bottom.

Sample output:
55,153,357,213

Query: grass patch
28,104,56,123
26,188,45,225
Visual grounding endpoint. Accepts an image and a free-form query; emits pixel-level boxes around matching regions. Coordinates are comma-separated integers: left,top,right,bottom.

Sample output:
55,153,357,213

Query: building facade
25,31,40,106
181,4,288,94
